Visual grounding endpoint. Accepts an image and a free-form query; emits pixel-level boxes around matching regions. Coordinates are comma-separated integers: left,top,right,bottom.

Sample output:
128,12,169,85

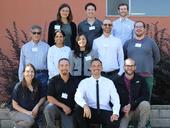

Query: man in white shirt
92,18,124,81
74,58,120,128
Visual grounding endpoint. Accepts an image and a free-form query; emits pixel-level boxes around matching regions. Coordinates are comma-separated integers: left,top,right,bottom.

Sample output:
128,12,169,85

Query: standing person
47,30,72,79
74,58,120,128
115,58,150,128
10,64,46,128
48,3,77,49
44,58,79,128
124,21,160,99
71,34,93,80
92,18,124,81
18,25,49,89
78,2,102,50
112,3,134,45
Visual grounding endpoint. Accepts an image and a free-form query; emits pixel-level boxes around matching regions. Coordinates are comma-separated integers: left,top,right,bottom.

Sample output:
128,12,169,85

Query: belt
101,69,119,75
36,69,48,73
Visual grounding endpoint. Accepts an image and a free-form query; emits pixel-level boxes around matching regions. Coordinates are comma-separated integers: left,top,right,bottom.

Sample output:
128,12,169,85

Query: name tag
61,93,68,99
85,55,92,61
103,43,109,47
135,43,142,48
54,25,61,30
89,26,95,30
32,47,38,52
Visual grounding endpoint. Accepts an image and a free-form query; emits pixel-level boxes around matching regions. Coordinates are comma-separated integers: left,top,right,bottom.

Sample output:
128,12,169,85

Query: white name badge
89,26,95,30
54,25,61,30
85,55,92,61
32,47,38,52
61,93,68,99
135,43,142,48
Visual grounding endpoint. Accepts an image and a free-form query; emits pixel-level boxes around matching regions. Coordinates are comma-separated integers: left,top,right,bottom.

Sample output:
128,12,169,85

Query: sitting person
44,58,79,128
115,58,150,128
10,64,46,128
74,58,120,128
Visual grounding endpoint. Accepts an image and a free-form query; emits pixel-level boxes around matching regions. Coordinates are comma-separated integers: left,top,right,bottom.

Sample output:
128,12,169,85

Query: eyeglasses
103,24,112,27
32,32,41,35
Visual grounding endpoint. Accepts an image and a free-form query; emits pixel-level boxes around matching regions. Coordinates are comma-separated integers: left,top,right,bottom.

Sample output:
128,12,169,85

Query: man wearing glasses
124,21,160,99
18,25,49,89
92,18,124,81
115,58,150,128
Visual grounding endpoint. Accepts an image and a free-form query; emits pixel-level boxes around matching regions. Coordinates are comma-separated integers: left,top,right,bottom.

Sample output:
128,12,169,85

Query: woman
47,30,72,79
10,64,46,128
48,3,77,49
71,34,93,80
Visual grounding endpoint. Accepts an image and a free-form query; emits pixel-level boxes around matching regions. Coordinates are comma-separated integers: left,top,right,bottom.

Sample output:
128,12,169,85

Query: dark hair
21,64,40,99
74,34,90,57
91,58,102,65
57,3,73,23
58,58,70,65
134,20,146,28
118,3,129,10
53,29,66,39
85,2,96,10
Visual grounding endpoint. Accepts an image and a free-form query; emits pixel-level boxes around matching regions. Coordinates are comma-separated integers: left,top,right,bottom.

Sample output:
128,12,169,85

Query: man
92,18,124,81
124,21,160,99
112,3,134,45
18,25,49,87
74,58,120,128
78,2,102,49
115,58,150,128
44,58,79,128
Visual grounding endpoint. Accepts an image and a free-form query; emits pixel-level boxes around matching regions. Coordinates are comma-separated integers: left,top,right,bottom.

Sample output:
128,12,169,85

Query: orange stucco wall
1,0,170,55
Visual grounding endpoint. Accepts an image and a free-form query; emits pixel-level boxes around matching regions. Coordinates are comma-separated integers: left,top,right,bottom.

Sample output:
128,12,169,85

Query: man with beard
92,18,124,81
124,21,160,99
44,58,79,128
112,3,134,45
115,58,150,128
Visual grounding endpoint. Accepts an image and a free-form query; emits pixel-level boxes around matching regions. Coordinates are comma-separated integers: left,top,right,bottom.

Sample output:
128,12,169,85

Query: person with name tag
92,18,124,82
78,2,102,50
114,58,150,128
47,30,72,79
48,3,77,49
124,21,160,99
71,34,94,80
18,25,49,90
44,58,79,128
74,58,120,128
112,3,134,45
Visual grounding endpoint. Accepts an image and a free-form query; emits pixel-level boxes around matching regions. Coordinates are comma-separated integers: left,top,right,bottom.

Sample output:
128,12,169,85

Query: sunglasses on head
32,32,41,35
103,24,112,27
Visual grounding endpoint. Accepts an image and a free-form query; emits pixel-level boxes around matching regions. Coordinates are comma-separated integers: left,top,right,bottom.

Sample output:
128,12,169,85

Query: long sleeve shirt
92,34,124,75
112,17,134,45
47,45,72,79
75,76,120,116
18,40,49,81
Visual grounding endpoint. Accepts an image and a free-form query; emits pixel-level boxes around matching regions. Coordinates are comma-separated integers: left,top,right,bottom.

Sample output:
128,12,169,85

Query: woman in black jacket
48,3,77,49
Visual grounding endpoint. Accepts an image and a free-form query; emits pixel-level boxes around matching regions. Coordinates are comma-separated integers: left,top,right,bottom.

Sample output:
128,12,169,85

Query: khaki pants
119,101,150,128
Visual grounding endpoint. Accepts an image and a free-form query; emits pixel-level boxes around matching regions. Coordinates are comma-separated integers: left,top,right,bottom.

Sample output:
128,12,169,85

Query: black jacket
48,20,77,49
115,73,149,116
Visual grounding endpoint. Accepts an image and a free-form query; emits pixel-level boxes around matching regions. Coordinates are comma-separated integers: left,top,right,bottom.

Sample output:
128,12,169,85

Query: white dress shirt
92,34,124,75
74,76,120,116
47,45,72,79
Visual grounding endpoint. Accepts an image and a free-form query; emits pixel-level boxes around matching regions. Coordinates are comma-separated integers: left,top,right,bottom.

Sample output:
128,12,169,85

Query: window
107,0,170,16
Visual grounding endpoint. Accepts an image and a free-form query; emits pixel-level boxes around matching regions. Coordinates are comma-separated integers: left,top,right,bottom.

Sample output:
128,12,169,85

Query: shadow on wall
0,21,170,105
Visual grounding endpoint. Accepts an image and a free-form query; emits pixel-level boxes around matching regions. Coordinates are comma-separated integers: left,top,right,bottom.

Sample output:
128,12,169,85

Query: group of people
10,2,160,128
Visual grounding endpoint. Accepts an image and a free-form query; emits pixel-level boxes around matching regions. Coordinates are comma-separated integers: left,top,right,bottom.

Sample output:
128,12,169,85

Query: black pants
101,69,119,82
74,106,120,128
